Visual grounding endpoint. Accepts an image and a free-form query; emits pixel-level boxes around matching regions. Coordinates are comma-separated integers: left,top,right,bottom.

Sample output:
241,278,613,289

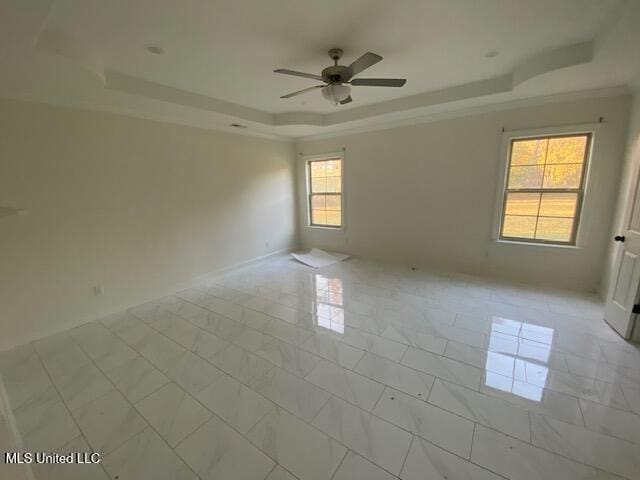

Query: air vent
145,44,164,55
0,206,24,218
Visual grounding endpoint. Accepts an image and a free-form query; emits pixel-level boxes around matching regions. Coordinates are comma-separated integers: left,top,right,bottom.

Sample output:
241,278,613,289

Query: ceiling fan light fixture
275,50,406,105
322,84,351,105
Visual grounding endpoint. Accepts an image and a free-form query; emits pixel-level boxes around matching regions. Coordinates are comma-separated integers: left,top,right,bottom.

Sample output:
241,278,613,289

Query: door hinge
633,304,640,314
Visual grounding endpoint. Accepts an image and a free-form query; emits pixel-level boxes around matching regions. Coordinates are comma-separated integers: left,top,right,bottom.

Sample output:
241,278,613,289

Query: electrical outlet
93,285,104,296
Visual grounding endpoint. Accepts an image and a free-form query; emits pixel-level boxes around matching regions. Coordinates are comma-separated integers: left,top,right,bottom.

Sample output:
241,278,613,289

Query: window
307,156,343,228
499,133,591,245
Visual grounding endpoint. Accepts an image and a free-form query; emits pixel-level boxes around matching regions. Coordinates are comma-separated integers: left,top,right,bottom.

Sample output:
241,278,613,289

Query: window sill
495,239,582,250
307,224,344,231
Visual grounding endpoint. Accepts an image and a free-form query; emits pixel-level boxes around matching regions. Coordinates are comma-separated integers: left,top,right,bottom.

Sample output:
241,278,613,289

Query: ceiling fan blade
344,52,383,79
351,78,406,87
280,85,324,99
339,96,352,105
274,69,323,81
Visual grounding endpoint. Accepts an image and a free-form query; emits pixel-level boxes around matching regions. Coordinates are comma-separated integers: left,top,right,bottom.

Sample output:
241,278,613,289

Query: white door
605,161,640,338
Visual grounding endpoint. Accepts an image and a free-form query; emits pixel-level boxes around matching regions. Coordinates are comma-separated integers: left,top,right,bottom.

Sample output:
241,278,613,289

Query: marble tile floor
1,254,640,480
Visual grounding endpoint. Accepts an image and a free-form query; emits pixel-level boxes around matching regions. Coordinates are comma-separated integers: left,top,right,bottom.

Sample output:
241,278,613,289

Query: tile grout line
129,288,640,449
472,423,624,478
227,345,463,479
66,330,204,480
117,319,364,476
262,463,278,480
370,384,388,413
228,282,635,476
146,298,332,381
576,398,587,428
167,278,626,397
469,422,477,461
398,434,415,477
327,448,350,480
134,297,438,423
30,342,112,480
309,393,334,424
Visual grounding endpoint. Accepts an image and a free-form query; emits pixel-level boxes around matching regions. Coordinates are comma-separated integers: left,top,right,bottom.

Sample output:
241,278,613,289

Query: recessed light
145,44,164,55
229,123,248,129
484,50,499,58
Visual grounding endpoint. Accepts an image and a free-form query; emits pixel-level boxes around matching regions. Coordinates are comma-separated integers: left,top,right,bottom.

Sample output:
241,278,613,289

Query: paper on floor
291,248,350,268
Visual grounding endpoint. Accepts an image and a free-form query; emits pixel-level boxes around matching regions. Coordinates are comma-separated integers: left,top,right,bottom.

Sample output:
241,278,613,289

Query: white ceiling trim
1,94,292,143
36,29,105,85
105,71,272,124
512,41,593,87
294,85,629,142
80,41,597,128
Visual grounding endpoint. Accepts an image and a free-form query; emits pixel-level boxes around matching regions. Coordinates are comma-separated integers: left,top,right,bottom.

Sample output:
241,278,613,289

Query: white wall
296,94,630,292
0,99,297,351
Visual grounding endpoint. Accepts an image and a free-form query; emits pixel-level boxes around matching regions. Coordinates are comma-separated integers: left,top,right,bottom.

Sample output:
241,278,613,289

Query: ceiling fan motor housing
275,49,404,103
321,65,349,84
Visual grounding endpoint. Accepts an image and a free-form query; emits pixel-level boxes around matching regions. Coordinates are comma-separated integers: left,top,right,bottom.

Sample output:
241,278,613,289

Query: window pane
501,134,589,245
325,160,341,176
334,160,342,176
511,139,547,166
504,193,540,216
535,217,574,242
546,136,587,164
311,162,326,177
311,209,327,225
326,177,341,193
325,210,341,226
538,193,577,218
311,195,326,210
542,164,583,189
325,194,341,211
309,158,343,227
311,177,327,193
502,215,537,239
508,165,544,188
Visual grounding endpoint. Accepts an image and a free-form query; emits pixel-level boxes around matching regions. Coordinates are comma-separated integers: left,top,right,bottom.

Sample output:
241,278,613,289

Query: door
605,160,640,339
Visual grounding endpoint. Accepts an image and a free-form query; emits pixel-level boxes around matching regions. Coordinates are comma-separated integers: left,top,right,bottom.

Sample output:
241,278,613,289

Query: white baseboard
0,246,296,354
194,246,294,284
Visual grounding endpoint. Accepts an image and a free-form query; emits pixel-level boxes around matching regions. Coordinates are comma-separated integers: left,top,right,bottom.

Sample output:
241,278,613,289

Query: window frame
494,125,597,247
305,152,345,230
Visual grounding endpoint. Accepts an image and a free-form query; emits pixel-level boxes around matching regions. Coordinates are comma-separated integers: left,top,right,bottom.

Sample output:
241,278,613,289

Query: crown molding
105,71,273,125
293,85,630,142
0,94,294,142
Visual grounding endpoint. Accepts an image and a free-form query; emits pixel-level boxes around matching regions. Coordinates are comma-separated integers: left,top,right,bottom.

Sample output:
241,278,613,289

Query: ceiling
1,0,638,140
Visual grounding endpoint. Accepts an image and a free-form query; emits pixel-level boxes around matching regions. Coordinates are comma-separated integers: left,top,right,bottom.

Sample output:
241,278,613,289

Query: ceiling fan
275,48,406,105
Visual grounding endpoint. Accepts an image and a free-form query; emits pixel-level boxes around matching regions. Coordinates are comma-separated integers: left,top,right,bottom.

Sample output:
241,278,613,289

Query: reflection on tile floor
2,254,640,479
